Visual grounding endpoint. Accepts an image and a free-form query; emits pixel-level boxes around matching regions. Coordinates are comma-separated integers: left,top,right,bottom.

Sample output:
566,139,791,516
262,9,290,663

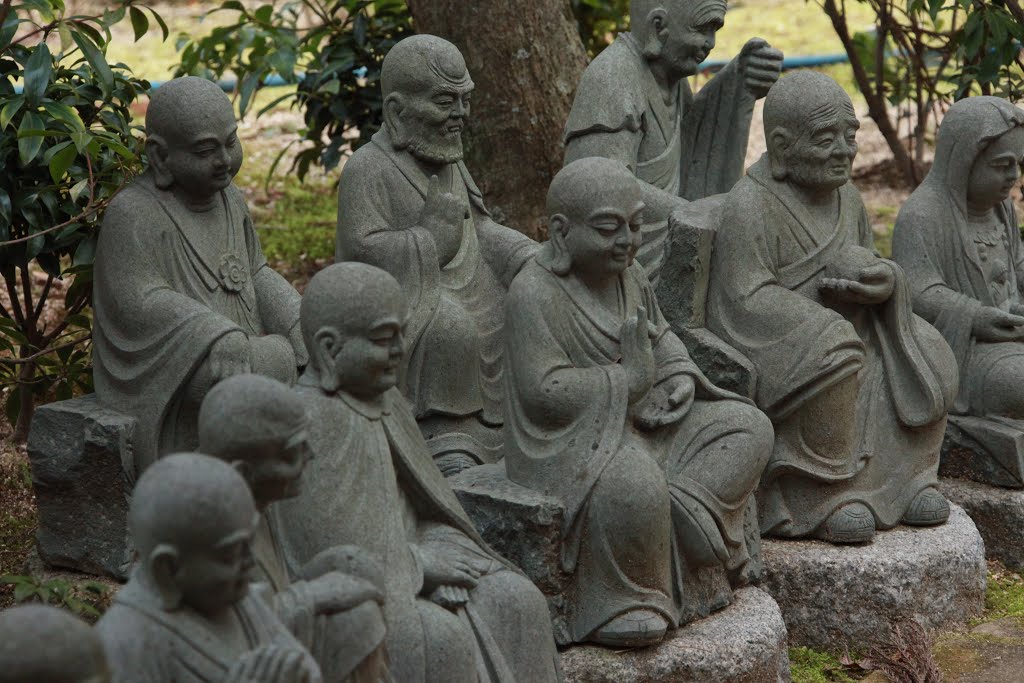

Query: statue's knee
417,600,476,683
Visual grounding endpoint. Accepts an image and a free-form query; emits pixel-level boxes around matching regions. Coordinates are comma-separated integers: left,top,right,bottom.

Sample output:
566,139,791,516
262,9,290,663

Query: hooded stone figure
706,71,959,543
335,35,539,475
92,76,306,479
0,605,109,683
892,97,1024,485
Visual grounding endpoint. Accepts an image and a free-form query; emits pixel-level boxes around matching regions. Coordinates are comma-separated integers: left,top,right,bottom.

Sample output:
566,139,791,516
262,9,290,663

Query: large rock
26,395,134,580
760,504,986,650
940,477,1024,572
560,587,790,683
940,415,1024,488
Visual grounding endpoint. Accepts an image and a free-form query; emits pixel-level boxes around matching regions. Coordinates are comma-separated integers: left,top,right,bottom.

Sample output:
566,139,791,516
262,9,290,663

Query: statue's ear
547,214,573,276
148,543,183,611
382,92,405,142
146,134,174,190
768,128,792,181
312,327,343,393
641,8,670,57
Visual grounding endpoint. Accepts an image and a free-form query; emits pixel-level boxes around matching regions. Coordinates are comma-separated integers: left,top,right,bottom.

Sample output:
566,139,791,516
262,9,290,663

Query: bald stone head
0,605,109,683
380,35,473,164
631,0,727,76
300,263,406,398
199,374,311,506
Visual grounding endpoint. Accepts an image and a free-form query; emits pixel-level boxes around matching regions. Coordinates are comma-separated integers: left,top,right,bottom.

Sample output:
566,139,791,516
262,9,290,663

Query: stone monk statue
564,0,783,283
199,374,390,682
93,76,306,479
276,263,561,683
707,71,959,543
504,157,773,648
0,605,109,683
96,453,322,683
336,35,538,475
893,97,1024,486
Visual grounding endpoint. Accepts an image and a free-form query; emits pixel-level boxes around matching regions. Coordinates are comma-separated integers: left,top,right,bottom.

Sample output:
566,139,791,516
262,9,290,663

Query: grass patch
249,173,337,274
789,647,857,683
984,568,1024,620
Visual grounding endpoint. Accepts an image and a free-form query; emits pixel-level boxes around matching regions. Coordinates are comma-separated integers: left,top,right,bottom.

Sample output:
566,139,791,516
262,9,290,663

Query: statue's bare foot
902,487,949,526
815,502,875,544
589,610,668,648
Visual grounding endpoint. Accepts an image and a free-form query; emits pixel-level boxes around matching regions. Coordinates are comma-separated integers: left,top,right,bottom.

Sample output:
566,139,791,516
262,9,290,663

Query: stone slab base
940,477,1024,572
560,587,790,683
760,504,985,650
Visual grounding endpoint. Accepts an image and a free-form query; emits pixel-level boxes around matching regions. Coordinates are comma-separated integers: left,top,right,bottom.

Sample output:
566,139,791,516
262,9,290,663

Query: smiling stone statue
92,76,306,478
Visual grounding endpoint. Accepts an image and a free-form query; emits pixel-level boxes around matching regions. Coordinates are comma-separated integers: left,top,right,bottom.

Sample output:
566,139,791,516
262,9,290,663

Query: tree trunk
406,0,589,240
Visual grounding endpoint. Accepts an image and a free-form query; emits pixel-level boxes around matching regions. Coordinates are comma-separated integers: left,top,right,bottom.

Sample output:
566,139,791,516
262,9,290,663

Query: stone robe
707,158,959,537
97,576,321,683
94,174,302,478
503,258,773,642
893,99,1024,480
564,33,754,284
336,131,537,460
276,386,560,683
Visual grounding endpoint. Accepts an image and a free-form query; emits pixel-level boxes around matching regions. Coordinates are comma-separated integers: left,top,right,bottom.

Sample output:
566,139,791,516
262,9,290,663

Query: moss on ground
789,647,858,683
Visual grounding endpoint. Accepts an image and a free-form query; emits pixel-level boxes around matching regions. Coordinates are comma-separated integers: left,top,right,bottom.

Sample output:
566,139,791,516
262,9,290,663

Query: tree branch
0,334,90,365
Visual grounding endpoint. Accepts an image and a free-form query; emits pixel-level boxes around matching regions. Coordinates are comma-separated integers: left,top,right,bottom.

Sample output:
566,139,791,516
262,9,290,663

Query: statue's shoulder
101,177,168,242
566,35,646,139
508,258,562,317
577,34,645,93
340,135,394,183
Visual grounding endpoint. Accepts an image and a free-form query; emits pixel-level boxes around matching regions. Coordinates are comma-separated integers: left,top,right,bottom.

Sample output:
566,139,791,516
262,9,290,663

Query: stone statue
706,71,959,543
93,76,306,478
564,0,783,284
275,262,561,683
503,156,773,647
336,35,538,475
892,97,1024,487
198,374,390,682
97,453,322,683
0,604,109,683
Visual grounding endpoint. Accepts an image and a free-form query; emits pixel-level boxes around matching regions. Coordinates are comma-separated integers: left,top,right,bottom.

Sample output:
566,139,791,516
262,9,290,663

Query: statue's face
562,179,645,280
968,126,1024,209
780,105,859,192
246,429,312,504
393,79,473,165
160,107,243,199
660,3,725,77
330,306,406,399
173,513,257,616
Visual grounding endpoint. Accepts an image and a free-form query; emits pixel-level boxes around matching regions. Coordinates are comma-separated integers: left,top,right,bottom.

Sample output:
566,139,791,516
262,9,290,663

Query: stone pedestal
560,587,790,683
760,504,986,650
26,394,135,580
940,477,1024,572
940,415,1024,488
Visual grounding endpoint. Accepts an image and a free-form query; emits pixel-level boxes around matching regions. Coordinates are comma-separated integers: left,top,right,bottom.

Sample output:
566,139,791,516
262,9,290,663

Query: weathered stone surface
940,415,1024,489
26,394,134,580
940,477,1024,571
560,587,790,683
761,504,986,650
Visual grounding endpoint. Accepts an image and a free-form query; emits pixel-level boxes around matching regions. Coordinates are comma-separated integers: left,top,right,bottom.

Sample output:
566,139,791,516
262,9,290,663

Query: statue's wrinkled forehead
633,0,726,26
764,71,855,143
382,34,473,97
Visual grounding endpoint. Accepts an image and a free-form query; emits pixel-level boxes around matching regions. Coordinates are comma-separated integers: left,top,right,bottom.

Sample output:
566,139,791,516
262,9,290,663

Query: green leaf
48,143,76,183
17,111,45,165
254,4,274,24
0,95,25,131
58,21,73,53
69,178,89,203
71,32,114,98
23,44,53,106
12,579,35,602
25,232,44,260
129,6,149,42
72,234,96,267
147,6,169,41
238,72,261,117
0,14,19,49
40,100,85,132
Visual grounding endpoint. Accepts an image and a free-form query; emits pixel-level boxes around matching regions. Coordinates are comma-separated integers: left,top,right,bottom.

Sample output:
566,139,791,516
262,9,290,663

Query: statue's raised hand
209,331,252,383
221,645,318,683
419,173,469,266
973,306,1024,342
739,38,783,99
306,570,383,614
620,306,656,404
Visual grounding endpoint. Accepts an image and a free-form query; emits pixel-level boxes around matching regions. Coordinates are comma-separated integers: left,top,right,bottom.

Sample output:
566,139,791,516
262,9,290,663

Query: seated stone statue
93,76,306,478
563,0,783,285
892,97,1024,487
706,71,959,543
0,604,109,683
97,453,322,683
275,262,561,683
336,35,538,475
198,374,389,682
503,157,773,647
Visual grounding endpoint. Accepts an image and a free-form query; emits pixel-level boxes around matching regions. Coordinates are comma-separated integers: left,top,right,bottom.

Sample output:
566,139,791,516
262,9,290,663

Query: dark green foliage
0,574,111,621
572,0,630,56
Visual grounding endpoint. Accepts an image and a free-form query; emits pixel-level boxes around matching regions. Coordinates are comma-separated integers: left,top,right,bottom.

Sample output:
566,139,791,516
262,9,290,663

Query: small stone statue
93,76,306,478
198,374,390,682
564,0,783,284
892,97,1024,487
0,604,109,683
275,262,562,683
706,71,959,543
503,156,773,648
97,453,322,683
336,35,539,475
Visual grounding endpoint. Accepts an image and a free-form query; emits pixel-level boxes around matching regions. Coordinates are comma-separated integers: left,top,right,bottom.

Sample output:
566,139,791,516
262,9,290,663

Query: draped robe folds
275,386,561,683
707,158,958,537
504,259,773,641
563,32,755,284
97,577,322,683
336,131,538,457
93,174,302,479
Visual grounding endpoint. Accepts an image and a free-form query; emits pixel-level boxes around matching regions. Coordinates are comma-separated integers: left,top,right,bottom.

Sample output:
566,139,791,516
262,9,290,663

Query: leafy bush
0,1,165,440
1,574,111,620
